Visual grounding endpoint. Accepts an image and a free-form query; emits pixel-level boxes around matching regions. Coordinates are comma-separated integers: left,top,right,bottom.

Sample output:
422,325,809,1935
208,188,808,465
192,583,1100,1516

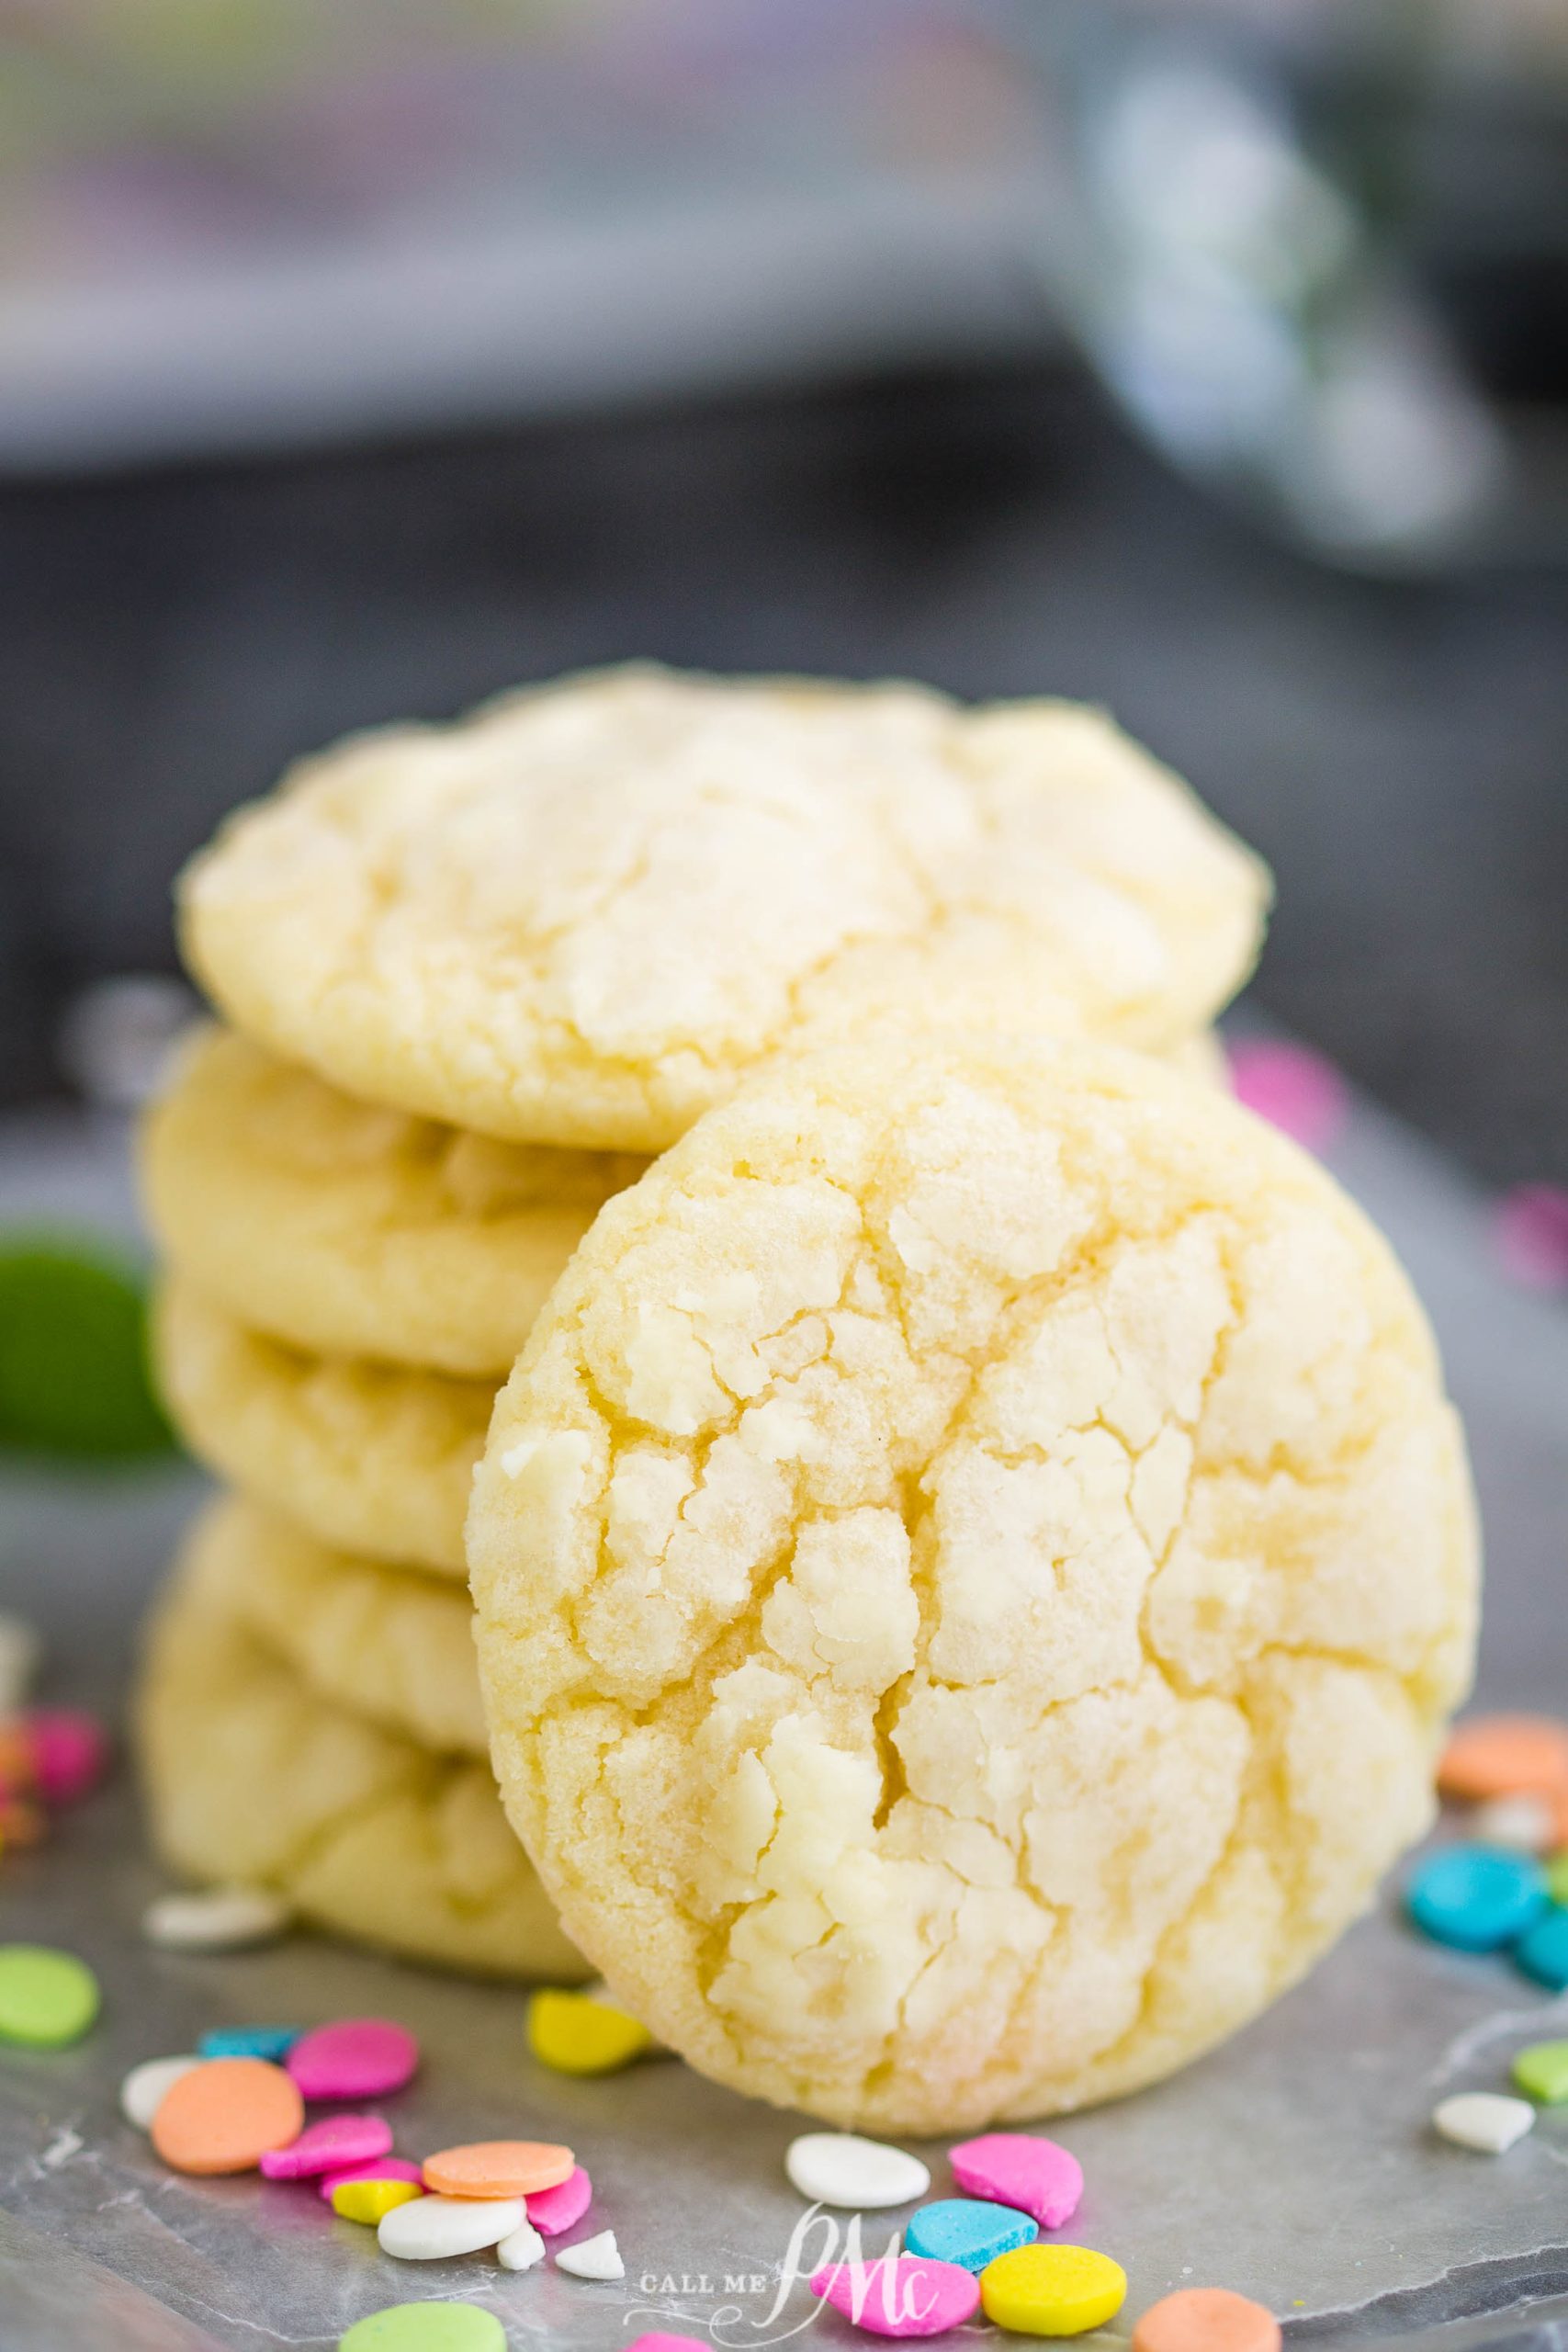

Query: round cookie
468,1035,1477,2132
142,1025,648,1376
181,1493,486,1756
152,1278,485,1576
137,1549,581,1981
179,665,1269,1151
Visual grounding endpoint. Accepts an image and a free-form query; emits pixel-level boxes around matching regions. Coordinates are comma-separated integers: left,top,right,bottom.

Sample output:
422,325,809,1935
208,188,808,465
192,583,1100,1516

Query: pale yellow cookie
152,1277,485,1576
141,1025,648,1376
469,1035,1477,2132
1168,1025,1230,1091
181,1492,486,1756
137,1534,581,1980
179,665,1269,1150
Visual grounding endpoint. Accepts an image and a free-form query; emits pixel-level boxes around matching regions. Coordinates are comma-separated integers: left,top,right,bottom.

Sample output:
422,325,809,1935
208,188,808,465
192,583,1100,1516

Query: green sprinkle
0,1234,175,1460
1545,1852,1568,1907
339,2307,507,2352
1512,2039,1568,2104
0,1943,100,2048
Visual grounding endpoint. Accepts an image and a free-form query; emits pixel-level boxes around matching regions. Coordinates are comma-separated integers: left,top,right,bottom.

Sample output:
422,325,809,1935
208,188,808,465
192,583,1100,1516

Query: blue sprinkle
905,2197,1037,2274
1517,1905,1568,1991
197,2025,300,2062
1407,1846,1548,1953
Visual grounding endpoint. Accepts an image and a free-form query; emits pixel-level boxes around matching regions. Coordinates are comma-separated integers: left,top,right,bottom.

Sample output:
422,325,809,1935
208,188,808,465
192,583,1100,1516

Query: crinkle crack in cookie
141,1025,648,1376
152,1278,486,1576
137,1535,581,1980
182,1494,487,1756
469,1037,1477,2133
179,666,1269,1151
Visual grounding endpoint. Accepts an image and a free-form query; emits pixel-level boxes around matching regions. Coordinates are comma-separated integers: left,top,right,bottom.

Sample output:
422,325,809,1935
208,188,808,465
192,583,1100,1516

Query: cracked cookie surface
142,1025,648,1376
180,666,1268,1151
138,1521,581,1980
183,1494,487,1756
153,1278,487,1576
469,1036,1477,2131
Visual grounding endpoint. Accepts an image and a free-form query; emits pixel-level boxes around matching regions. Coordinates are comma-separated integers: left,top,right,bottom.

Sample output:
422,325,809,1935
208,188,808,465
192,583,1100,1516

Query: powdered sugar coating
180,667,1268,1151
143,1025,646,1375
153,1279,487,1577
137,1542,582,1982
181,1496,485,1756
470,1036,1476,2132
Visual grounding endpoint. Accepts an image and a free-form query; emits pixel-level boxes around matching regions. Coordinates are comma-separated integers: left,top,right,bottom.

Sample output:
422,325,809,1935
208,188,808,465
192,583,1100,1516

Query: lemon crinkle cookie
141,1025,648,1377
468,1035,1477,2133
138,1535,581,1981
152,1276,485,1576
181,1494,486,1757
179,666,1269,1152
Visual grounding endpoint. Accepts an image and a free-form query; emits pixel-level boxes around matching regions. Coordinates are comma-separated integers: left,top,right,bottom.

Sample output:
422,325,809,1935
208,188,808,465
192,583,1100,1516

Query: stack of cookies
135,663,1279,1991
138,1032,633,1976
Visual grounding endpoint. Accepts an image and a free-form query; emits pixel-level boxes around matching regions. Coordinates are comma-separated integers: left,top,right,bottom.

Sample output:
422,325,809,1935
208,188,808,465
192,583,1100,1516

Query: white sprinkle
120,2054,201,2131
142,1886,292,1951
1470,1794,1558,1854
0,1613,42,1713
378,2195,525,2261
497,2218,547,2271
784,2132,931,2211
41,2125,84,2170
556,2230,624,2281
1434,2093,1536,2154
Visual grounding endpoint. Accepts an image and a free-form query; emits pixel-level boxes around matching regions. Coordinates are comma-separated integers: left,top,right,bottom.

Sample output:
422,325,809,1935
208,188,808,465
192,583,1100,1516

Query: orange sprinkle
1134,2288,1282,2352
422,2140,575,2199
151,2056,304,2177
1438,1716,1568,1804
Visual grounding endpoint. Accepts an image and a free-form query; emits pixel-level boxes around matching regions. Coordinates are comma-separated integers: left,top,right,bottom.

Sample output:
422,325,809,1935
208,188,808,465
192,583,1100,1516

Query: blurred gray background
0,0,1563,1188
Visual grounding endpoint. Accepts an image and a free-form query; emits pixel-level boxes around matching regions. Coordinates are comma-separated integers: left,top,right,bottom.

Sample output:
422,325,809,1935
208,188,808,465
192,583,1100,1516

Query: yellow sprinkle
331,2177,423,2225
527,1986,653,2076
979,2244,1127,2336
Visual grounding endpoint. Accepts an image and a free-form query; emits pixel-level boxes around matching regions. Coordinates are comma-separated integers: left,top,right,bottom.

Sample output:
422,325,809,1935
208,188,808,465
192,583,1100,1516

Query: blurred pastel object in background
1493,1184,1568,1295
18,1712,109,1808
1225,1037,1348,1155
58,976,197,1113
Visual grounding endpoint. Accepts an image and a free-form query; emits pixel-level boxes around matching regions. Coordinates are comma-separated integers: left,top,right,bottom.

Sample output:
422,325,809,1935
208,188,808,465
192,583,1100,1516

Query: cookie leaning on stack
136,662,1270,1983
469,1035,1479,2131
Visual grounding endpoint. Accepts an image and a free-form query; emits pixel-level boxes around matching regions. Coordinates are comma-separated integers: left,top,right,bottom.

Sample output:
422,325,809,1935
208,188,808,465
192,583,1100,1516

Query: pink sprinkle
1494,1184,1568,1294
812,2256,979,2338
626,2340,710,2352
23,1711,109,1806
1226,1039,1348,1155
317,2154,424,2204
259,2114,391,2180
285,2018,418,2101
948,2132,1083,2230
525,2163,592,2235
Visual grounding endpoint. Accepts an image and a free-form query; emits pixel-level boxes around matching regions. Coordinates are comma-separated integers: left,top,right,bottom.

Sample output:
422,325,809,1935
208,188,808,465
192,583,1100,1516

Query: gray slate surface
0,1072,1566,2349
